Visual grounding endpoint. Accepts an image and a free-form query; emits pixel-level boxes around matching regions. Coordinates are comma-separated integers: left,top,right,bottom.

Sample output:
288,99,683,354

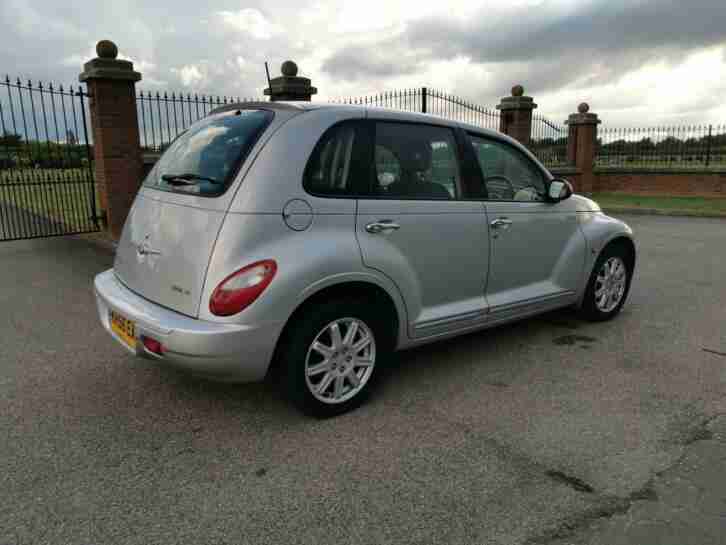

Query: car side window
469,135,546,202
366,122,461,200
303,122,360,196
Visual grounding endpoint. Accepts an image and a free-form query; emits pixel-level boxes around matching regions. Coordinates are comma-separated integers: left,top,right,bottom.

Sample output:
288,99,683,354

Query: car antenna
264,62,272,91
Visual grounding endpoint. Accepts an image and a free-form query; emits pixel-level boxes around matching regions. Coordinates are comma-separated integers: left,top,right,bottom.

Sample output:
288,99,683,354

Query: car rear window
143,109,273,197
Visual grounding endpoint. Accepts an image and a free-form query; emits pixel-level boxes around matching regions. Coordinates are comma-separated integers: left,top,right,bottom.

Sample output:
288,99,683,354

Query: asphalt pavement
1,214,724,545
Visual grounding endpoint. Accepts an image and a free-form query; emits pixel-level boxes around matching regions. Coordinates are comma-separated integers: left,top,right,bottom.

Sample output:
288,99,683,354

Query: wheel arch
265,278,405,381
604,235,636,270
578,229,637,308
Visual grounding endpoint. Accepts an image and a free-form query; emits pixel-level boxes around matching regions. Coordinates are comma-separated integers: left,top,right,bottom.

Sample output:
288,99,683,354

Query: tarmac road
1,214,724,545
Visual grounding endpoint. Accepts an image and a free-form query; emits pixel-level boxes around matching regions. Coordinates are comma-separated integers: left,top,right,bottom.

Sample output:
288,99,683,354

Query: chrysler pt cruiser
94,102,636,416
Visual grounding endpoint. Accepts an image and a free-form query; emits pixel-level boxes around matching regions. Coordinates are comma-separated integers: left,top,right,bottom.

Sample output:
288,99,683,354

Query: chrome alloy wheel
594,256,628,313
304,318,376,404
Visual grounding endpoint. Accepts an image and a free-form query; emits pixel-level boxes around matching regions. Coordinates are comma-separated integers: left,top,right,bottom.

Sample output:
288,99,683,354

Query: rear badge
171,285,191,296
136,234,162,268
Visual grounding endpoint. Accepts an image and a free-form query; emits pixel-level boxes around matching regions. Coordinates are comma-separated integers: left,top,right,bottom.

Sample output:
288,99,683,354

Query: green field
592,192,726,216
0,168,99,234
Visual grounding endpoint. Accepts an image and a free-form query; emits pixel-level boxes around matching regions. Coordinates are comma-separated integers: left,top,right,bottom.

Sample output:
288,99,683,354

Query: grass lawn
592,192,726,216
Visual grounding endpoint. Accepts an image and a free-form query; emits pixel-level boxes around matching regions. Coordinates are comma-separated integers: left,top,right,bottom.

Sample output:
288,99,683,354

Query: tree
0,132,22,147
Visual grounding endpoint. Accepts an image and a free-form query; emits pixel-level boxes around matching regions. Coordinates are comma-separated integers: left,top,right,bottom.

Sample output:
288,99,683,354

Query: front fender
577,212,635,303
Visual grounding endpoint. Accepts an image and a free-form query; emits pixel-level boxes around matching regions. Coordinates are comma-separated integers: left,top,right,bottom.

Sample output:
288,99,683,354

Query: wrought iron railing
530,113,569,168
332,88,424,112
427,89,501,131
136,91,258,152
596,125,726,170
0,76,98,241
333,87,501,131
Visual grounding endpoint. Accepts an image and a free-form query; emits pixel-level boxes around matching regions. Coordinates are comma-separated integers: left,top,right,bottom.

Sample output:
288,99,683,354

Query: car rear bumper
94,269,283,382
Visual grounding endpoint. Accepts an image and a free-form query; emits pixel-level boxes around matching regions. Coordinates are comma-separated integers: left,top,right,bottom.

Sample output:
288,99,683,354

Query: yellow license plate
110,310,136,349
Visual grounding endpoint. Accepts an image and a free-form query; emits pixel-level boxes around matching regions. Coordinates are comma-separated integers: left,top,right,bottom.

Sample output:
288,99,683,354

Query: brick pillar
566,103,601,194
264,60,317,101
496,85,537,145
79,40,142,240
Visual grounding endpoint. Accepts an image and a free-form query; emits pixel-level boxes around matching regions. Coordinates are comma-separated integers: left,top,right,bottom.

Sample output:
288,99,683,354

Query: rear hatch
113,107,278,317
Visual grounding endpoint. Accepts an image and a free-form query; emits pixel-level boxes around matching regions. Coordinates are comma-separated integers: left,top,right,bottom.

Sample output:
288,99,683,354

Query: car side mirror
548,179,573,202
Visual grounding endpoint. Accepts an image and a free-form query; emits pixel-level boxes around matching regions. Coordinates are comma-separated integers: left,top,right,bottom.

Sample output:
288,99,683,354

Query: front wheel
278,298,389,417
580,245,633,321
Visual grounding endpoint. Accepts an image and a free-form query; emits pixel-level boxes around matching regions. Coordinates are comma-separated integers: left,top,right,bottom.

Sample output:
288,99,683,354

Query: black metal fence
135,86,726,175
0,76,98,241
136,91,258,152
530,113,568,168
333,87,501,131
596,125,726,170
427,89,501,131
333,87,425,113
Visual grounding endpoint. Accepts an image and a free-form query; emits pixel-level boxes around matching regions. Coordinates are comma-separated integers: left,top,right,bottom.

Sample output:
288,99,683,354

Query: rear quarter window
303,121,369,197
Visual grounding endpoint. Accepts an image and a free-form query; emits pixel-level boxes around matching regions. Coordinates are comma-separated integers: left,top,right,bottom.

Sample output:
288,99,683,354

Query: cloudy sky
2,0,725,126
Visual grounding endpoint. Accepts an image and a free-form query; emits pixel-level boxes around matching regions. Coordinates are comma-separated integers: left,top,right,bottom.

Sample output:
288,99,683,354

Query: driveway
1,215,724,545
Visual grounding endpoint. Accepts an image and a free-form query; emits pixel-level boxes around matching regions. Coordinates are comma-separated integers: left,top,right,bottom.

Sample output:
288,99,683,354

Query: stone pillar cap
497,85,537,111
264,60,317,101
566,103,601,125
79,40,141,83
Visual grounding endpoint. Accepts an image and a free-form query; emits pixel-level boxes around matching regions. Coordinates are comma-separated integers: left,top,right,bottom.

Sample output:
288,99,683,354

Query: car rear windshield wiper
161,173,222,185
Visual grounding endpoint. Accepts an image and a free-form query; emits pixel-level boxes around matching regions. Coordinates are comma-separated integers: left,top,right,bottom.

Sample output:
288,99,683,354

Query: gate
0,77,99,242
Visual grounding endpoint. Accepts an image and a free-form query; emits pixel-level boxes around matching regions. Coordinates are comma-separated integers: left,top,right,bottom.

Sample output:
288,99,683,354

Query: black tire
580,243,633,322
277,297,392,417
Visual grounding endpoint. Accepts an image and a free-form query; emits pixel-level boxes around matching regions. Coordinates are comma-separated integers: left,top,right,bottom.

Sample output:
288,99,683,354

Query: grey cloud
2,0,726,126
0,0,303,98
406,0,726,65
322,0,726,98
321,43,421,81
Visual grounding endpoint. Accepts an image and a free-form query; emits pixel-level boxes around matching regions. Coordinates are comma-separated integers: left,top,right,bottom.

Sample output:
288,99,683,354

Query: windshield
143,109,273,196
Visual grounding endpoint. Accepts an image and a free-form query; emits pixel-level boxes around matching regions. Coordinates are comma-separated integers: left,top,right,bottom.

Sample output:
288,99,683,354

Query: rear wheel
581,244,633,321
278,298,390,417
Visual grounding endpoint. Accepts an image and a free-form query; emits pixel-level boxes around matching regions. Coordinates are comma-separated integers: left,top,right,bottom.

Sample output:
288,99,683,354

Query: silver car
94,102,635,416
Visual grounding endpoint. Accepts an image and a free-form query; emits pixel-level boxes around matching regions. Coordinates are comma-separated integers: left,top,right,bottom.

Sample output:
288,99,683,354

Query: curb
602,206,726,219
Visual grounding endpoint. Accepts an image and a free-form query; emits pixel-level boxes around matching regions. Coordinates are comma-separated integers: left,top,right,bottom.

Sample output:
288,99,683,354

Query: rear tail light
209,260,277,316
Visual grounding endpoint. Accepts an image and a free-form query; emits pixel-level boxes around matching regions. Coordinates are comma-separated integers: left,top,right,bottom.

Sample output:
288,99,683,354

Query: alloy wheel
594,256,628,313
304,318,376,404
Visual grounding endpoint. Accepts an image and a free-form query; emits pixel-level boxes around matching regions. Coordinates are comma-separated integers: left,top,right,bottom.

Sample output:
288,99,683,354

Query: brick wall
594,170,726,196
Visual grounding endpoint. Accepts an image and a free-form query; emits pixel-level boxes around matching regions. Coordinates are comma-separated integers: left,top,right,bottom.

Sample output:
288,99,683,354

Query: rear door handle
365,220,401,234
490,217,513,230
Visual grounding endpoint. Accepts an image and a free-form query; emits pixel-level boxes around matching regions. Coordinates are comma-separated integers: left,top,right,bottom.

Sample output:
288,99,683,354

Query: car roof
210,101,525,153
209,101,551,178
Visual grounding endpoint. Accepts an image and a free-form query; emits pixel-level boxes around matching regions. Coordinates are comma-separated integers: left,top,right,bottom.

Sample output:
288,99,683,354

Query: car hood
571,194,602,212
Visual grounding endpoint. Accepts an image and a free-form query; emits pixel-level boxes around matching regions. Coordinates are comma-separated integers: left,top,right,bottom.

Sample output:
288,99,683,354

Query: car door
467,133,586,318
356,119,490,339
